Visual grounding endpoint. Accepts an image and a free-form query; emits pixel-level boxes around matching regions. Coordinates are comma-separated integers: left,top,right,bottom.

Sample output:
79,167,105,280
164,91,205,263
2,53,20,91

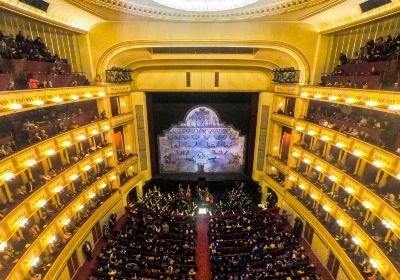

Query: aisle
195,216,211,280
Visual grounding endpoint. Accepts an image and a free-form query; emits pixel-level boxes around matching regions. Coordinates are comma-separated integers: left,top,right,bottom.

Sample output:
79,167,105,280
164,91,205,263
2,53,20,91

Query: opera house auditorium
1,0,400,279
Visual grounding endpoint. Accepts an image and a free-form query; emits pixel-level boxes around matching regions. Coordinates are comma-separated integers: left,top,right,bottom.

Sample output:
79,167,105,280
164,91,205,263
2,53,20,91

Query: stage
152,172,248,182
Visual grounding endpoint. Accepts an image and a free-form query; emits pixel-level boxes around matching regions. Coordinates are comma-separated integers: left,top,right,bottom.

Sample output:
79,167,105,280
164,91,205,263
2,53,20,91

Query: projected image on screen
158,106,245,173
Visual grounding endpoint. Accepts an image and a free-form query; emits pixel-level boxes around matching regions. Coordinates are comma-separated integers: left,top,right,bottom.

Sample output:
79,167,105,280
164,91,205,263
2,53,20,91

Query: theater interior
1,0,400,279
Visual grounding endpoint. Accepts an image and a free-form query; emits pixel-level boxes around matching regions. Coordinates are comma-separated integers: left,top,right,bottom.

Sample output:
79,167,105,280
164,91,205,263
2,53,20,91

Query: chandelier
152,0,259,12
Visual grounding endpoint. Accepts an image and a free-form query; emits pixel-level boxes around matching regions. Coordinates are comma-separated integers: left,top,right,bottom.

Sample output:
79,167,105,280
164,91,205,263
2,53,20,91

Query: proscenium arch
95,41,311,83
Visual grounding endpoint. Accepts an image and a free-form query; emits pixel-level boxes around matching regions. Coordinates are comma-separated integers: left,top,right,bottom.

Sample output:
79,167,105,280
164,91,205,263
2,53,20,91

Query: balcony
265,160,400,279
0,145,114,243
110,112,134,127
0,84,132,117
300,86,400,114
274,84,300,95
294,119,400,183
271,112,295,127
263,174,363,280
3,156,139,280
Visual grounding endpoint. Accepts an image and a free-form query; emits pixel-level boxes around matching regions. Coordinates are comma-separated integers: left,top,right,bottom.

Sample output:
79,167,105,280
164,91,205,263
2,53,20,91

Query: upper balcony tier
0,84,132,117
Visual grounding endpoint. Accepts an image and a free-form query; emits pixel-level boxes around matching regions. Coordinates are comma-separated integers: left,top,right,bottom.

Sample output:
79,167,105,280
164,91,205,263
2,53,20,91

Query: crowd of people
290,187,386,280
318,33,400,89
212,183,259,215
0,30,65,63
338,34,400,65
91,208,197,279
209,210,321,279
305,101,399,153
136,186,199,216
0,101,106,159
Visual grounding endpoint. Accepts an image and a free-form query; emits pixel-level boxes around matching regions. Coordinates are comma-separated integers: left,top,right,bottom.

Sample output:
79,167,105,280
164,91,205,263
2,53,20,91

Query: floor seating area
91,208,197,279
209,210,319,279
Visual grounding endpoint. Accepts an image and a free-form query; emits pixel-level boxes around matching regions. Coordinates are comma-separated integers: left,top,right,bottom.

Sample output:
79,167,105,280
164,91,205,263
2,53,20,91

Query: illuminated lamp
288,176,295,181
303,158,311,164
121,102,126,107
278,102,284,107
336,220,345,227
0,241,7,252
295,126,304,131
382,220,394,229
322,205,330,212
36,200,47,208
362,201,372,209
299,184,306,190
328,175,337,182
18,218,28,228
95,158,103,163
30,256,40,267
52,97,63,103
107,151,113,157
345,187,355,194
53,186,63,193
397,173,400,180
82,165,91,171
273,146,278,150
310,194,317,200
24,159,37,167
369,259,379,268
271,166,276,171
336,142,345,148
88,193,96,199
365,101,378,107
98,92,106,97
84,93,93,98
352,236,361,245
345,98,355,104
9,103,22,110
320,135,330,141
373,160,383,168
99,183,107,189
45,149,56,156
102,125,110,131
91,129,99,135
69,174,78,181
110,175,117,181
62,141,72,147
62,218,71,226
292,152,300,157
31,100,44,106
70,95,79,100
76,135,86,141
328,96,338,101
127,146,131,150
308,130,316,136
76,205,84,211
353,150,363,157
300,93,308,98
314,94,322,99
315,166,323,172
1,172,14,181
389,104,400,111
48,235,57,245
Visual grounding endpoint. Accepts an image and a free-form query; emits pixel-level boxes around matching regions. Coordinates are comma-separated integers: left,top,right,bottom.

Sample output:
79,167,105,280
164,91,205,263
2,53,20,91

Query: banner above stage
158,106,245,173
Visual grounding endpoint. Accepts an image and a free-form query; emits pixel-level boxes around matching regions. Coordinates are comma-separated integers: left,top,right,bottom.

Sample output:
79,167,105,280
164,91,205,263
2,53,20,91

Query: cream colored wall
85,20,320,82
135,68,270,92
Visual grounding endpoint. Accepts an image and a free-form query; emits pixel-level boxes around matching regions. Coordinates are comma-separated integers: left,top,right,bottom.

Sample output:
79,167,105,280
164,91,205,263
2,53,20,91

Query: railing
265,158,400,279
43,173,142,280
263,175,363,280
4,157,140,280
0,84,132,116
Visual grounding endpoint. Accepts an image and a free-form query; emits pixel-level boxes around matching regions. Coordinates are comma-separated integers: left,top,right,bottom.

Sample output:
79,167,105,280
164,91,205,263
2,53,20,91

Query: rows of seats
319,34,400,90
91,208,197,279
305,100,400,154
0,100,104,159
289,186,385,279
209,210,320,279
0,30,88,90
